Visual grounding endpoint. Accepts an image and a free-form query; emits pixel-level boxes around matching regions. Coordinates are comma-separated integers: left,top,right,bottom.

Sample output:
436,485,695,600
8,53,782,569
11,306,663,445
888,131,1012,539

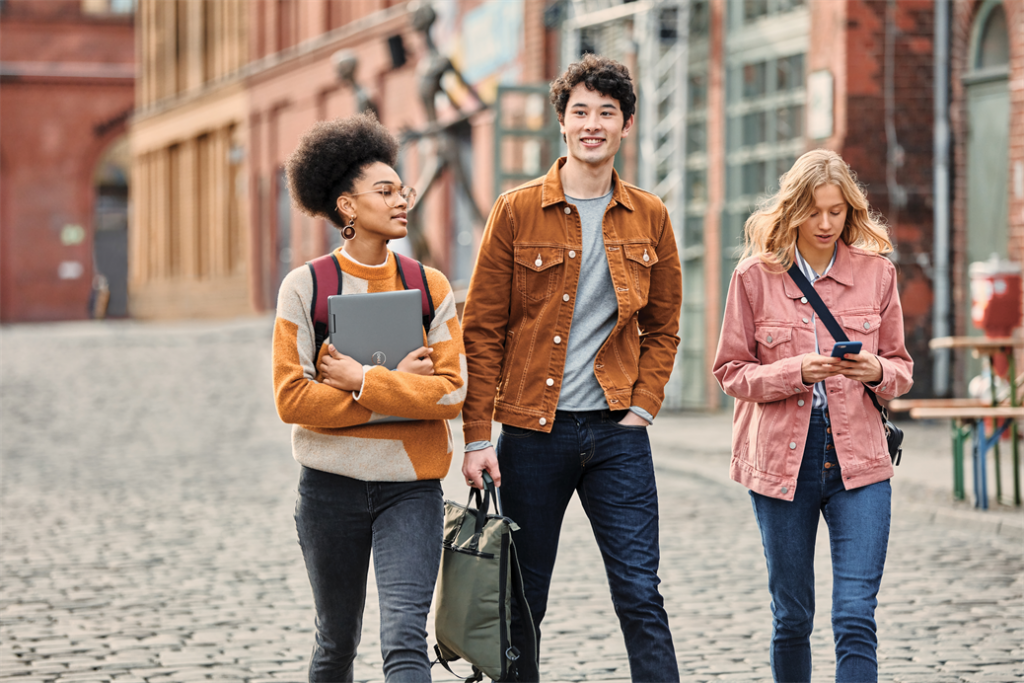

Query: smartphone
831,341,863,358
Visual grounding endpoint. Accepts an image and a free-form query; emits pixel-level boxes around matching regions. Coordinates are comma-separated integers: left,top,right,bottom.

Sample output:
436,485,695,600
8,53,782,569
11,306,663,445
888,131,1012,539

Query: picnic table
890,336,1021,509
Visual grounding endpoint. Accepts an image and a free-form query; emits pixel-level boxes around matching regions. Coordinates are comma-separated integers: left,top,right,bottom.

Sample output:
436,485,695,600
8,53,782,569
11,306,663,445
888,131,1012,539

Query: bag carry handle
483,471,503,516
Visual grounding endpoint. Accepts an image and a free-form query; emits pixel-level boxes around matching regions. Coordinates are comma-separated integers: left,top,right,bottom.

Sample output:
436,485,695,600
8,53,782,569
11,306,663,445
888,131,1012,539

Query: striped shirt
794,245,838,410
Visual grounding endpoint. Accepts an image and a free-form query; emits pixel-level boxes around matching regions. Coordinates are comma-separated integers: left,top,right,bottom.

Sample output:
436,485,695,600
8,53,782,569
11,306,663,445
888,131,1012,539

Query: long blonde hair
741,149,893,271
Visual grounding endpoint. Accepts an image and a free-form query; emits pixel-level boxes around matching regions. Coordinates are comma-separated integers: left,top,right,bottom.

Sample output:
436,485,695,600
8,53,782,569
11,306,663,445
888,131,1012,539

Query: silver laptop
328,290,423,423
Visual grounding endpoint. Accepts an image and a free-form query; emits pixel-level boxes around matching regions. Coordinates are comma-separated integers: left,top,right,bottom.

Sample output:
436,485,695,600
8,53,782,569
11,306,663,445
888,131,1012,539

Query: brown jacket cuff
463,421,493,444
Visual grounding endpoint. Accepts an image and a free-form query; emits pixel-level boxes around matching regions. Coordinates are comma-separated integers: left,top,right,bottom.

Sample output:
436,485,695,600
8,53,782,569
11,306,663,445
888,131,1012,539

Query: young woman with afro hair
272,113,467,682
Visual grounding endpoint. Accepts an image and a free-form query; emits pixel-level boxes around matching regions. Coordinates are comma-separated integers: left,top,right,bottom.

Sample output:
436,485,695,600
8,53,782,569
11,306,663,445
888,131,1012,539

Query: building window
723,0,809,304
976,3,1009,69
728,51,806,198
81,0,135,15
743,0,804,24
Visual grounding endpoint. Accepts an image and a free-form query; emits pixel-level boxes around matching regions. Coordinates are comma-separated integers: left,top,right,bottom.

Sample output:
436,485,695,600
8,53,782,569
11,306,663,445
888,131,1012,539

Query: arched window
973,2,1009,71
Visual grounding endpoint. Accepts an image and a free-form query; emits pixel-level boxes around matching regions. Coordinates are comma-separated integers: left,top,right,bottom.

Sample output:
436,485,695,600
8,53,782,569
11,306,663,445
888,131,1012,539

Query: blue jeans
750,408,891,683
497,409,679,682
293,467,443,683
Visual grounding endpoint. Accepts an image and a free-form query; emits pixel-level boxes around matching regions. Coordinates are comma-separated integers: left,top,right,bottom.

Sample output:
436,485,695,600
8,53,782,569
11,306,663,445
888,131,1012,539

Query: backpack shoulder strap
307,252,343,357
395,253,436,332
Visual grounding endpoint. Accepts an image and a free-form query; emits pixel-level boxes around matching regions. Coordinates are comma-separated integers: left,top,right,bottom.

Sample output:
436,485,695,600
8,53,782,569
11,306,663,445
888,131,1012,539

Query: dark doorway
92,137,130,318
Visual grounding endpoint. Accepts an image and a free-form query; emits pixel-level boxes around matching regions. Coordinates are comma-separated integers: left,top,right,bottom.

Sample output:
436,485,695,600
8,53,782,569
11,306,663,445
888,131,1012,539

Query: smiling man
460,55,683,682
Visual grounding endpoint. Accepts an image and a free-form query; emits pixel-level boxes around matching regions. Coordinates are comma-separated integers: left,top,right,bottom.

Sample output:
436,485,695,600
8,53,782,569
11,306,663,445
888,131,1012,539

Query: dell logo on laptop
371,351,387,366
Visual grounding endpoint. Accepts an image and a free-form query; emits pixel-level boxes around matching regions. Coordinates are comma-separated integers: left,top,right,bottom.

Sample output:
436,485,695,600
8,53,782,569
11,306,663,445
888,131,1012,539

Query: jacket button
789,442,797,449
535,258,543,267
554,336,562,344
563,206,571,214
569,250,576,258
563,294,570,302
610,399,619,403
546,378,554,386
863,322,871,330
539,417,547,426
797,399,804,407
781,486,788,494
801,296,808,303
802,317,810,324
766,335,773,343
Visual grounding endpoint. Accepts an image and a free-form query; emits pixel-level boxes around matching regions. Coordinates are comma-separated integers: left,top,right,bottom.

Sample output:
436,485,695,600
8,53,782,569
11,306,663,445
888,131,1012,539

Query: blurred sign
808,70,833,140
58,261,84,280
454,2,524,102
61,224,85,245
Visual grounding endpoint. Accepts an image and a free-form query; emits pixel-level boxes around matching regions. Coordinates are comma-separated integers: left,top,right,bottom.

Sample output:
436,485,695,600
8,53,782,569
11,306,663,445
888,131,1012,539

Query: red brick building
645,0,945,404
0,0,135,322
948,0,1022,393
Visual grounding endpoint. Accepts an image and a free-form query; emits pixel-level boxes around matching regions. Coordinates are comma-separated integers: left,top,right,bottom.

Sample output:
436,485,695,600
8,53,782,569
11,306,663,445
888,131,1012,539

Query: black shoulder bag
787,264,903,465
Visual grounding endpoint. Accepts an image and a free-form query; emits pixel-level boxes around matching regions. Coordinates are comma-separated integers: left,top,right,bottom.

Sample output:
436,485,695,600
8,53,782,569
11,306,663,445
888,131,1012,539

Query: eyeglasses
347,184,417,210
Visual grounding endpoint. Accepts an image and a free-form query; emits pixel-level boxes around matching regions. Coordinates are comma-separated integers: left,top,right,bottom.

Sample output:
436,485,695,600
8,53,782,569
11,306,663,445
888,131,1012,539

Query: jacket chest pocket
754,324,795,364
514,246,564,302
623,244,658,303
840,313,882,354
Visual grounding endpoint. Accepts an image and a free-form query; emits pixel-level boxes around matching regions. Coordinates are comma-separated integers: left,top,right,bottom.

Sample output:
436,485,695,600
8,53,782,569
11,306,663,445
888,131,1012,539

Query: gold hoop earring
341,216,356,241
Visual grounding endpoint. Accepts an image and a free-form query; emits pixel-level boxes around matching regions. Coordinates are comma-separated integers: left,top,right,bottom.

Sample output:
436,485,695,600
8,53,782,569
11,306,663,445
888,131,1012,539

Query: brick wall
844,0,936,397
0,0,135,322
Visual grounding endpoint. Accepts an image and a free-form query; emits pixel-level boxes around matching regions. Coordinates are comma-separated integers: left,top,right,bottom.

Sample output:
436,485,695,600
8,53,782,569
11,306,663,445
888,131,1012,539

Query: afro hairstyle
549,54,636,124
285,112,399,227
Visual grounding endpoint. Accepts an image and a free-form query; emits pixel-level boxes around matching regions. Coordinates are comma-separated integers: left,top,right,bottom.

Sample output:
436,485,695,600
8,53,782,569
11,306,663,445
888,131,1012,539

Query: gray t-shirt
558,192,616,411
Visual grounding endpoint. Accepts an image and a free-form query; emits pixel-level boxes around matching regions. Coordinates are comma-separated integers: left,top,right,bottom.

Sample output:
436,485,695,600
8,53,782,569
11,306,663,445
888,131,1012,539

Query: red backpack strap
395,253,435,332
306,252,342,357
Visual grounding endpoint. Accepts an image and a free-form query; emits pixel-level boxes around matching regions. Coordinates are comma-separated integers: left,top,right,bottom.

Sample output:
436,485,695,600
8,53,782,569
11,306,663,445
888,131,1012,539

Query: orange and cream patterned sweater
272,249,466,482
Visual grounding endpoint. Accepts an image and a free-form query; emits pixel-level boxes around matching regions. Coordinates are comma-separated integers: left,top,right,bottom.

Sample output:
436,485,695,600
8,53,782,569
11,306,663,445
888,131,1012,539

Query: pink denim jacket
713,241,914,501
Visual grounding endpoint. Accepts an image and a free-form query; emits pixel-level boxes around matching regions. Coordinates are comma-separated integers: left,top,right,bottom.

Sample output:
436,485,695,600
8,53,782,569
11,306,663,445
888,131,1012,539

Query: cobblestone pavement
1,318,1021,682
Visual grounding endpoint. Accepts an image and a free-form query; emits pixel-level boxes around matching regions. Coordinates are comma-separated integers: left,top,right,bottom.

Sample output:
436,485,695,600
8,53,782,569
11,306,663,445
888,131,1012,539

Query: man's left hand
618,411,650,427
836,352,883,384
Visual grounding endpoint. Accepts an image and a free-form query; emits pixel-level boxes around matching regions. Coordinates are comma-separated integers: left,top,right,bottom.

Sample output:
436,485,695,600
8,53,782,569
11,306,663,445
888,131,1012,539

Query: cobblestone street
2,318,1022,682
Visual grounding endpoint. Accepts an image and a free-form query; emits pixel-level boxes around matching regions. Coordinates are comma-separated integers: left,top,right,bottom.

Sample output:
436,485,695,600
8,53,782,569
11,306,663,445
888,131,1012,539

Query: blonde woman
712,149,913,682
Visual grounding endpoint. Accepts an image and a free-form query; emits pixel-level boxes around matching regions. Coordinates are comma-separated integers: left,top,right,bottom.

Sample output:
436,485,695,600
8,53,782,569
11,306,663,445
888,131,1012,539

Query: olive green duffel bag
434,473,537,682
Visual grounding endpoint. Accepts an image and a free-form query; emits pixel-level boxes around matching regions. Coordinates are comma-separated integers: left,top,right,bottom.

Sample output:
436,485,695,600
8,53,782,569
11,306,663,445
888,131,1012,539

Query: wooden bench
896,337,1024,508
902,404,1024,509
888,397,986,412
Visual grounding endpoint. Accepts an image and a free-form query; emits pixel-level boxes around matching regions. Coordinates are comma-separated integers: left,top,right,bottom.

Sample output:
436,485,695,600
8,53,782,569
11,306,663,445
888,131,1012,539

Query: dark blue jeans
750,408,891,683
293,467,443,683
497,409,679,683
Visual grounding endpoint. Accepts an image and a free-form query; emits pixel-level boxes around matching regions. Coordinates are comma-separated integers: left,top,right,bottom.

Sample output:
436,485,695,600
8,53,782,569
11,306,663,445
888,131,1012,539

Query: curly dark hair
549,54,636,123
285,112,399,227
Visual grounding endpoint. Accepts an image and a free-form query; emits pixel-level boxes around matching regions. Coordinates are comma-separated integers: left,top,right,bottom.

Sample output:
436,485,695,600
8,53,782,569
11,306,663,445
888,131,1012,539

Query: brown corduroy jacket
461,158,683,444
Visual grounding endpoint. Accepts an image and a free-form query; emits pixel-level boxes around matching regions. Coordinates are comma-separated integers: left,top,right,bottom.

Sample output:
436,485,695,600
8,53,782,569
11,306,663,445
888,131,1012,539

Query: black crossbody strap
786,264,848,344
786,263,888,417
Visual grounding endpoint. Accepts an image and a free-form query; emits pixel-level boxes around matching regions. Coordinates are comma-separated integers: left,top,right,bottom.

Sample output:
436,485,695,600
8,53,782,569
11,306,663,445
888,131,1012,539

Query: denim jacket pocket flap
840,313,882,336
754,325,792,349
514,246,564,272
624,244,658,268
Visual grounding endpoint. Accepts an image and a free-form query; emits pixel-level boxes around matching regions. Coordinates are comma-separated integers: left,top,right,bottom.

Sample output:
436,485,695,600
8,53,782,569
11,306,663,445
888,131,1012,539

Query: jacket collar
782,239,855,299
540,157,635,212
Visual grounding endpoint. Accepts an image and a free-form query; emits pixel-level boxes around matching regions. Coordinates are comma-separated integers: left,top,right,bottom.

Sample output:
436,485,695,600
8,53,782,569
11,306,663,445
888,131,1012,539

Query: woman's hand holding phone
397,346,434,376
802,351,883,385
835,351,883,383
800,353,842,384
319,344,365,391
